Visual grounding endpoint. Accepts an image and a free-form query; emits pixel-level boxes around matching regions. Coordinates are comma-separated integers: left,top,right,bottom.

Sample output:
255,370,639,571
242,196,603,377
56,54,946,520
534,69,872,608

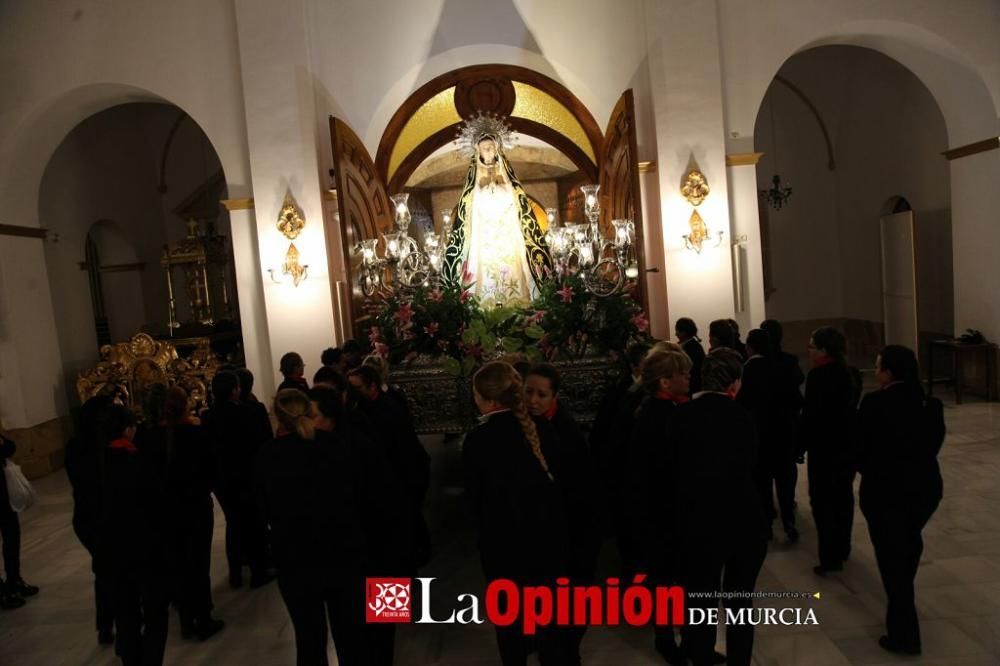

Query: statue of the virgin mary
441,113,553,306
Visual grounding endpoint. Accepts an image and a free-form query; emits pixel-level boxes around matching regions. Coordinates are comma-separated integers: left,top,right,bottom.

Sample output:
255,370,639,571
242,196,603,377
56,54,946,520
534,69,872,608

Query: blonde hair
273,389,315,440
650,340,684,354
640,350,693,394
362,353,390,386
473,361,552,479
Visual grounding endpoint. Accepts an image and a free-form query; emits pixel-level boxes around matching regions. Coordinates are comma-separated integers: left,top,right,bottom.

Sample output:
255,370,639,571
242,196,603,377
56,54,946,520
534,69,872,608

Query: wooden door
329,117,395,340
879,211,919,350
599,90,648,312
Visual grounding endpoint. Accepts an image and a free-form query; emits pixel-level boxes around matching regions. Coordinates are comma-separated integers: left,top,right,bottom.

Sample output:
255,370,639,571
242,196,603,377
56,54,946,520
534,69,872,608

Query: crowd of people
0,318,947,666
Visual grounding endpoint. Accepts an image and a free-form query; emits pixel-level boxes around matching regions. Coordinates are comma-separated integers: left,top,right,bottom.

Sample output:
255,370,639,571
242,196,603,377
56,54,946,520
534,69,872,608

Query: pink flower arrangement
460,289,472,304
424,321,440,337
428,288,443,303
557,285,574,304
368,326,382,345
631,312,649,333
393,302,414,327
526,310,546,325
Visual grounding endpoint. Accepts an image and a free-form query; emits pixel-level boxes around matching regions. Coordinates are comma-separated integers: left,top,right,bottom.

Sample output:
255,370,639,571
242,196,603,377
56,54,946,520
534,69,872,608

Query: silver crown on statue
456,111,515,156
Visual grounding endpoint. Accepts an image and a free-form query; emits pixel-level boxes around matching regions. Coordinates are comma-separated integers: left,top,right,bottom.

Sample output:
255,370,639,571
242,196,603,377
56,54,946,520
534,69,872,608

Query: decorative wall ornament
161,218,234,328
682,210,722,253
76,332,220,421
679,164,722,252
277,193,305,239
269,243,309,287
681,169,711,206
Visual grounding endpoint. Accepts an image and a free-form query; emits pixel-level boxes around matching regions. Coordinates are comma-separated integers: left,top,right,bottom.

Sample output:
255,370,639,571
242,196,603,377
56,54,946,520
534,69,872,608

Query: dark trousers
808,457,855,567
757,441,798,528
73,521,115,634
112,569,169,666
864,495,939,651
565,526,600,665
278,573,366,666
168,500,215,626
215,487,268,578
0,502,21,581
679,536,767,666
494,624,565,666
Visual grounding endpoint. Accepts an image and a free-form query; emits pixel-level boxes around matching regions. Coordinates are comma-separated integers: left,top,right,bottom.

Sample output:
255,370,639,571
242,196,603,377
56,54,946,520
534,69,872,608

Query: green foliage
368,275,650,373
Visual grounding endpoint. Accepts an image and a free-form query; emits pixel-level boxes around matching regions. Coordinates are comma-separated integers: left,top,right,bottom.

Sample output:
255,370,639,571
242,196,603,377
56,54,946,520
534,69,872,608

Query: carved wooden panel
454,77,516,119
329,117,394,340
599,90,648,313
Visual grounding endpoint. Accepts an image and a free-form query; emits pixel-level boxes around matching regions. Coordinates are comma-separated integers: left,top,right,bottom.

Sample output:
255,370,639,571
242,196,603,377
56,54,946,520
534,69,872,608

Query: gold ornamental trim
725,152,765,167
220,198,255,211
511,81,595,165
637,161,656,173
387,86,461,183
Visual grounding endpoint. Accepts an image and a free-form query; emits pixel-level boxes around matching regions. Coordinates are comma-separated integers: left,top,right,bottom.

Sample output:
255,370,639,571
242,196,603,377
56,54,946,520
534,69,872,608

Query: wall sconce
680,168,722,253
268,193,310,286
683,210,723,253
268,243,309,286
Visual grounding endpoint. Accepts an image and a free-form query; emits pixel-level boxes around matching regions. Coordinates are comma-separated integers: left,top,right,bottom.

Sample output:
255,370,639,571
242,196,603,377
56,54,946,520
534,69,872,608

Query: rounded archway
40,101,244,408
754,45,952,366
375,64,605,194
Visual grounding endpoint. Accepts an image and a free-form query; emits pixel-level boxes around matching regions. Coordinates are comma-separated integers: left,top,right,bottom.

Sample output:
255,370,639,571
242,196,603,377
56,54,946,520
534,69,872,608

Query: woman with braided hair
463,361,569,665
255,389,367,666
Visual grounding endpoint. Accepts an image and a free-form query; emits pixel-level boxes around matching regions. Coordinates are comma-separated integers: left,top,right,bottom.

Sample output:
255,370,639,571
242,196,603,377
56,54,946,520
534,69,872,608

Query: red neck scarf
108,437,137,453
655,390,690,404
812,356,834,369
544,398,559,421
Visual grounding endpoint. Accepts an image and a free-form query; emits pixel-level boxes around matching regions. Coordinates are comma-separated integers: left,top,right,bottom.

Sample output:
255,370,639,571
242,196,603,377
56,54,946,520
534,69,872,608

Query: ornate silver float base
390,354,623,434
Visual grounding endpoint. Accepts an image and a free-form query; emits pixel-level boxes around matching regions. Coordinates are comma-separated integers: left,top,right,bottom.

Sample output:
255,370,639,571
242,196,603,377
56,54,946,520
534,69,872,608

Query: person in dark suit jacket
138,385,224,641
738,329,799,542
349,364,431,570
277,352,310,392
524,363,600,666
590,342,651,576
760,318,805,468
310,382,412,666
626,350,692,664
671,348,767,666
675,318,706,394
667,349,767,665
801,327,858,575
0,427,38,609
464,361,569,666
66,395,113,639
727,319,749,359
97,403,171,666
858,345,944,656
202,371,272,589
256,389,368,666
708,319,737,354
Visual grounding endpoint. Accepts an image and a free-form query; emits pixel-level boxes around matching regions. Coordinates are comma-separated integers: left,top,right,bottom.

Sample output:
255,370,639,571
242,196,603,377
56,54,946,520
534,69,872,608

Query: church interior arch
754,45,953,369
40,102,244,410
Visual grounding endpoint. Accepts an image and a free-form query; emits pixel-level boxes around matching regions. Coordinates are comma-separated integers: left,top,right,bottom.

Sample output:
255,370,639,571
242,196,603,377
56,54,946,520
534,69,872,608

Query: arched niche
375,64,604,195
331,69,647,338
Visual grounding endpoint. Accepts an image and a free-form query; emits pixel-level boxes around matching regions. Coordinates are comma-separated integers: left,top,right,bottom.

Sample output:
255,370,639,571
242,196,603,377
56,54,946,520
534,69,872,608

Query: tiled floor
2,396,1000,665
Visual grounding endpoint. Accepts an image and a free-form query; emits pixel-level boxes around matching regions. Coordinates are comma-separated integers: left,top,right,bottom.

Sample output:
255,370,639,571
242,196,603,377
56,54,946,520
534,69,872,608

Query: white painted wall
754,46,953,337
